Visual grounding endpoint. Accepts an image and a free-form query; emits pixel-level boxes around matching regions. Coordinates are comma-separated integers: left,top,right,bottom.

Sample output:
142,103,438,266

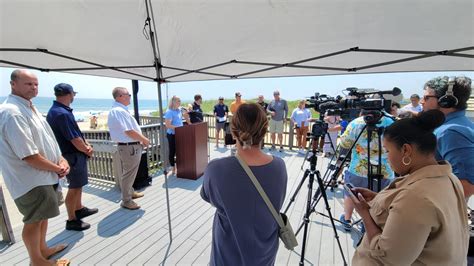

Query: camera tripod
284,137,347,266
300,121,337,170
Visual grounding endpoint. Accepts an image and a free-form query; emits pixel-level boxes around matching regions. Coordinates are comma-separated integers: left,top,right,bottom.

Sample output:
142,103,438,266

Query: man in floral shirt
338,112,395,230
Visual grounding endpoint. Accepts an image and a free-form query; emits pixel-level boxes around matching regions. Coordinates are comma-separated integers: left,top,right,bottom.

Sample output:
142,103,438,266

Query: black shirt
257,101,268,111
189,102,204,123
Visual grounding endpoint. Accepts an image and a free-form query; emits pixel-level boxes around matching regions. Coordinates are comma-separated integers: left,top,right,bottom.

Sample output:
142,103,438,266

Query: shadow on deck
0,147,362,265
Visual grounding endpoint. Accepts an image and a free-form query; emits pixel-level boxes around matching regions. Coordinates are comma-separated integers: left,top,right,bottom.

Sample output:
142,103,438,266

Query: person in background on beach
107,87,150,210
47,83,98,231
291,99,311,154
213,96,229,148
89,115,98,129
188,94,204,123
0,69,70,265
230,92,245,114
201,103,288,265
267,90,288,152
401,94,423,115
164,96,191,175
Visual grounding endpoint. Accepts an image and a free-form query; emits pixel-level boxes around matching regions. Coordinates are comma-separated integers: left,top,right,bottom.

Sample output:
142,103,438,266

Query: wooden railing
83,124,162,182
85,115,318,182
139,114,321,149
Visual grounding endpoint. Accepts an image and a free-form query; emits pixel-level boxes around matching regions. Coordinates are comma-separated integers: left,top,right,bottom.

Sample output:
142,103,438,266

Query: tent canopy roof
1,0,473,82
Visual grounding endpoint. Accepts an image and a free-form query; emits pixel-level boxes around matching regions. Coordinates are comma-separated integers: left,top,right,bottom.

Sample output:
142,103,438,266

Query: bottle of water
59,177,69,188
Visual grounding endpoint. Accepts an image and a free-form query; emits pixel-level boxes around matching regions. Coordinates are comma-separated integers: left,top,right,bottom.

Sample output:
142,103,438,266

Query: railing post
288,118,294,150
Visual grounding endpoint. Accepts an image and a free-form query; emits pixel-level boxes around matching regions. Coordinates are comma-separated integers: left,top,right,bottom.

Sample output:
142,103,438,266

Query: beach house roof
1,0,473,83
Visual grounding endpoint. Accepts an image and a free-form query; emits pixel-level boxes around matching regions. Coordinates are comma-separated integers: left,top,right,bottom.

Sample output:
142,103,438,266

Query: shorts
343,170,392,196
14,185,60,224
269,120,284,134
216,122,225,131
64,152,89,188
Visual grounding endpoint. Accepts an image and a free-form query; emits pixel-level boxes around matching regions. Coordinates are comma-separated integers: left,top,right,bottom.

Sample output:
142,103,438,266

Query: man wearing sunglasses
108,87,150,210
422,76,474,199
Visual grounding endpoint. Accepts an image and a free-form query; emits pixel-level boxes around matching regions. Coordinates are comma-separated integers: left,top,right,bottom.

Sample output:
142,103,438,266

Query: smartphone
343,183,359,202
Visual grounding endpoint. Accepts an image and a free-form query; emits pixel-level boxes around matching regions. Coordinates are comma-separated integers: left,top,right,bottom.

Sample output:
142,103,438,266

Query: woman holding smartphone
350,110,468,265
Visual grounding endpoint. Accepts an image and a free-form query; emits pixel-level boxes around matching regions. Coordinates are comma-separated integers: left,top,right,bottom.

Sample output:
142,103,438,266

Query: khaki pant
113,144,142,203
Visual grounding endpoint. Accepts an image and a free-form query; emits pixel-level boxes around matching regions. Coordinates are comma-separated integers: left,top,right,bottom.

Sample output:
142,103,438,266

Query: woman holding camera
351,110,468,265
201,103,288,265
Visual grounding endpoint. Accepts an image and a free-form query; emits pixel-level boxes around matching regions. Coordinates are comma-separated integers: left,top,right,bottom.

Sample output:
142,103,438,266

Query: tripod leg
315,170,347,266
298,171,315,265
300,148,310,170
283,169,309,214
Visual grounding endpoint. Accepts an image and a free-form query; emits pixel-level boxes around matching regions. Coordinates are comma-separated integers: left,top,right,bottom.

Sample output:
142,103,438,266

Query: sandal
46,243,68,259
55,258,70,266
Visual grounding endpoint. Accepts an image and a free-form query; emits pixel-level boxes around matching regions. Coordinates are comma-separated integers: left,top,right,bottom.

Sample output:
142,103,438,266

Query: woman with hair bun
201,103,288,266
351,110,468,265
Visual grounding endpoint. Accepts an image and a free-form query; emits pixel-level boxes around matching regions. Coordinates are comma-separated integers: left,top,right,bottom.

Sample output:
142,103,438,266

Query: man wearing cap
267,90,288,151
108,87,150,210
230,92,246,114
213,97,229,147
0,69,70,265
47,83,98,231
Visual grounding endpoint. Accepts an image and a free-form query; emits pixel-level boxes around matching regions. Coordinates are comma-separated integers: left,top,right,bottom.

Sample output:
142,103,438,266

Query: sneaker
75,207,98,220
270,145,276,151
279,146,284,152
66,219,90,231
339,214,352,232
121,200,140,210
132,191,144,199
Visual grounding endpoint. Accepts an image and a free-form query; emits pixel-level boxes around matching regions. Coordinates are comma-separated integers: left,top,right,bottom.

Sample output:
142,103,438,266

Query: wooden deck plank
0,148,357,265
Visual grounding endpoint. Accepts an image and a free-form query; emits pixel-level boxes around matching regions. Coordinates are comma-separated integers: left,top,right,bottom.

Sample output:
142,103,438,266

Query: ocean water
0,96,167,118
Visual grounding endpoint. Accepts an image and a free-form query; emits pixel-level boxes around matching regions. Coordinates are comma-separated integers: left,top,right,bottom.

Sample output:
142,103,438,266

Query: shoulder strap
235,154,285,228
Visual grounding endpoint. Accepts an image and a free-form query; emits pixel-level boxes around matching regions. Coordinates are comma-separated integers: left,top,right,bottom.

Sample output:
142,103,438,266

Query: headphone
438,76,459,108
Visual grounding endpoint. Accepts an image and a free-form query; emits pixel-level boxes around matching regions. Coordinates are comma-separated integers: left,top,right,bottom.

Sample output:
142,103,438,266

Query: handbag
235,154,298,250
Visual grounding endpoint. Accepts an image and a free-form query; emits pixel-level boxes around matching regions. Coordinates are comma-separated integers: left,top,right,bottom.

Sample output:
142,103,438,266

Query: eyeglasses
120,94,131,97
422,95,437,101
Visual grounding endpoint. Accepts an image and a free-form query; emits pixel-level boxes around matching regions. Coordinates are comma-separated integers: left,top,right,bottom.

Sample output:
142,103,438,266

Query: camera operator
338,108,395,230
421,76,474,199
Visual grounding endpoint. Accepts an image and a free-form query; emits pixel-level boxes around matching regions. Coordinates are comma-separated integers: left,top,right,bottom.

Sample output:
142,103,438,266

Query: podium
175,122,209,180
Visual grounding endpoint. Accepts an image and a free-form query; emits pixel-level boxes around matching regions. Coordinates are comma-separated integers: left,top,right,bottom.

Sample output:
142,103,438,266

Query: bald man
0,69,70,264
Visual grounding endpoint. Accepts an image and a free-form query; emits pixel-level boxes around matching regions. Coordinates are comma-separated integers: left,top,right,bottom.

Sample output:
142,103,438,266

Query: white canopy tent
1,0,473,82
1,0,473,246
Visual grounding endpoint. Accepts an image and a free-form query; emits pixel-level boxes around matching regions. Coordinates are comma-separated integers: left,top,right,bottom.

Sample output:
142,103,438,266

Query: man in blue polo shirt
422,76,474,199
47,83,98,231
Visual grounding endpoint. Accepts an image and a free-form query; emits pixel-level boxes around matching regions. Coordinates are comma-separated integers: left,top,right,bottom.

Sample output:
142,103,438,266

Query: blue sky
1,67,473,102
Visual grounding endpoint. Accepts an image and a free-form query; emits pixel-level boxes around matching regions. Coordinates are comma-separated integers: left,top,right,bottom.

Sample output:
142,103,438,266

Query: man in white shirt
401,94,423,115
107,87,150,210
0,69,70,265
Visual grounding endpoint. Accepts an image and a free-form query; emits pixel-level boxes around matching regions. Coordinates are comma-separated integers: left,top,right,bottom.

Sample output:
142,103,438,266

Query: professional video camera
306,87,401,122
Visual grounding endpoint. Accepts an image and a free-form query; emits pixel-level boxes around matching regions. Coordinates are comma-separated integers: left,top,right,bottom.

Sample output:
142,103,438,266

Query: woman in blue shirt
164,96,190,175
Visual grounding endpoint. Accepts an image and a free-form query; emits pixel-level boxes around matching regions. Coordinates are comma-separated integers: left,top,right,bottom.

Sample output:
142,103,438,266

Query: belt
117,141,140,146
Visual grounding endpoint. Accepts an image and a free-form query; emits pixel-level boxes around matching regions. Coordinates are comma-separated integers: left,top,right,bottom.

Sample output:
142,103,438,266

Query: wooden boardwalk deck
0,147,362,265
